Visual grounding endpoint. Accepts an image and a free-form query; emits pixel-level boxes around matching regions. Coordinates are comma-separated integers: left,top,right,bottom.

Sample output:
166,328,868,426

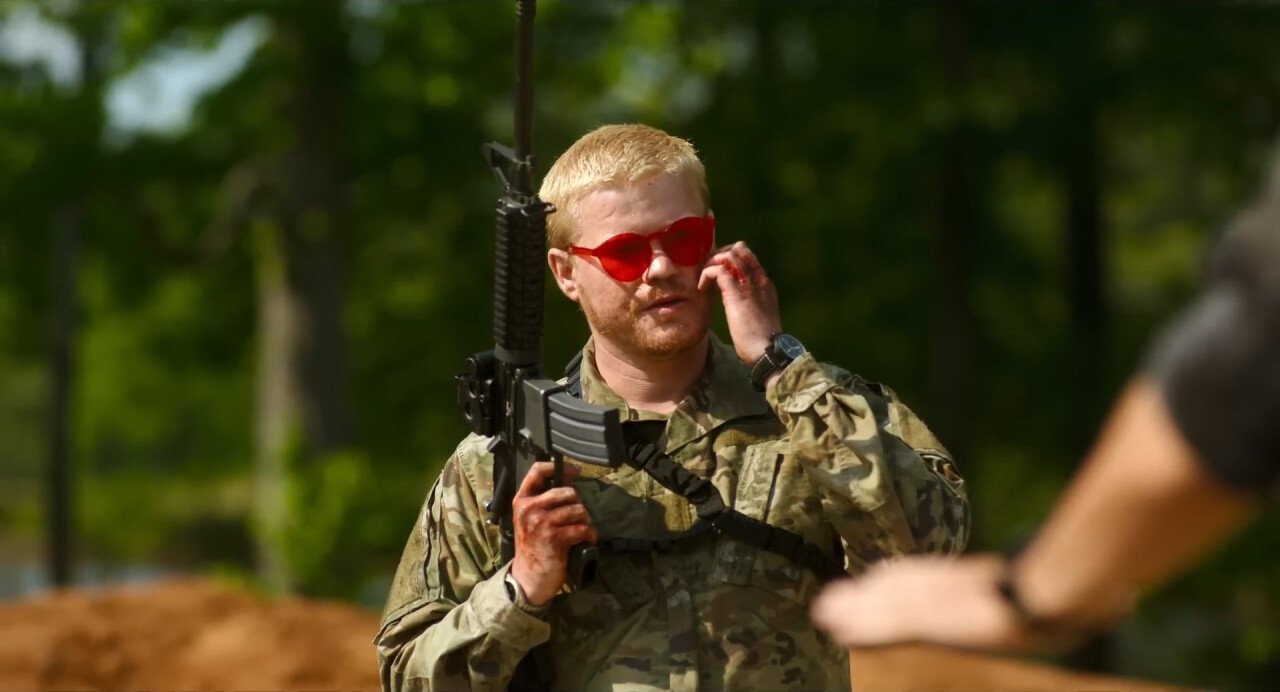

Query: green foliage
279,449,371,597
3,0,1280,684
75,267,254,475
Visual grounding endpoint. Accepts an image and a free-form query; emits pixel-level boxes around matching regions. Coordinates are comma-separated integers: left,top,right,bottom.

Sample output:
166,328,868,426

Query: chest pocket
712,442,833,604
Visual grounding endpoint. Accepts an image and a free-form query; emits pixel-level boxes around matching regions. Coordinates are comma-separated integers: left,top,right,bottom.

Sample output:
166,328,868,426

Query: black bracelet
994,558,1113,645
994,562,1050,629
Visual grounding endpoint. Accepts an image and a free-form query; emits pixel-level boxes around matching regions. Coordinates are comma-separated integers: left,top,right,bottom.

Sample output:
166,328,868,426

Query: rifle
455,0,625,590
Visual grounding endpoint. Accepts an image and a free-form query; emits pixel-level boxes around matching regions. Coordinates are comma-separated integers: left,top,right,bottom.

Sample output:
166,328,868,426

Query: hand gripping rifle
455,0,625,590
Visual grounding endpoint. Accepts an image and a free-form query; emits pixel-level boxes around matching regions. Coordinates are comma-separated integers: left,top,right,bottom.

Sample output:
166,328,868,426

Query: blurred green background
2,0,1278,686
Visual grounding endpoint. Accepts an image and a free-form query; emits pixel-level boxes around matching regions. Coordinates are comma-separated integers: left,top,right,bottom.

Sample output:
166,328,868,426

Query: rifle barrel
514,0,537,193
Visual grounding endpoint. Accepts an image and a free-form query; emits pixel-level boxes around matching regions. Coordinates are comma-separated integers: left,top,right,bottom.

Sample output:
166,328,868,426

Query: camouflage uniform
377,335,969,691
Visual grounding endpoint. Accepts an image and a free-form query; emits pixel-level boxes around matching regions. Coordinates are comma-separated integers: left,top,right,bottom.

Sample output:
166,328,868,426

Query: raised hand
697,241,783,366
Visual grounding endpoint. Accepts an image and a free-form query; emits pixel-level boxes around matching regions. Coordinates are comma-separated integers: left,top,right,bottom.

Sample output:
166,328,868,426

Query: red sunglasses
568,215,715,282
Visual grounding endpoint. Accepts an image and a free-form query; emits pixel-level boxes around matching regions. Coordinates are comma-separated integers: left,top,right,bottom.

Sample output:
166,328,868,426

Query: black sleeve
1147,168,1280,496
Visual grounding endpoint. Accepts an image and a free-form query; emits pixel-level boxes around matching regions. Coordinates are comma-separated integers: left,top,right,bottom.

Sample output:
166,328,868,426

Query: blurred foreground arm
813,154,1280,651
812,380,1255,651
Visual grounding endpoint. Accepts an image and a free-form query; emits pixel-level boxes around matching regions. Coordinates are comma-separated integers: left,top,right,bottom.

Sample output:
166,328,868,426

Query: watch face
776,334,806,359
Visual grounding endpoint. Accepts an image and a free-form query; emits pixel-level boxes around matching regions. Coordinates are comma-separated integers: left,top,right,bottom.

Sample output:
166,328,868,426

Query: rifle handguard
486,145,551,363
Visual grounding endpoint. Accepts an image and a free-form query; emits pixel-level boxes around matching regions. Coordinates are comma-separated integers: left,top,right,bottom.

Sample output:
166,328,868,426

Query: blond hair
540,124,709,249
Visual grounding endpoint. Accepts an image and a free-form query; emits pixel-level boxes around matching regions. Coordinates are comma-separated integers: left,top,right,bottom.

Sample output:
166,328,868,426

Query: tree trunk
1059,5,1114,674
929,1,976,470
46,205,79,588
44,8,106,589
252,4,353,593
253,222,299,593
1066,103,1104,344
1062,90,1110,459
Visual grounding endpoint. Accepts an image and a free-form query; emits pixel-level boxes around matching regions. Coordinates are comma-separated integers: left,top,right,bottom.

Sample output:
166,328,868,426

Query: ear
548,248,580,303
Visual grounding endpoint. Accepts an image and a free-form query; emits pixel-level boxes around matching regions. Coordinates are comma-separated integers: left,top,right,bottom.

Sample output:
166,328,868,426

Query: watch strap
504,569,551,616
750,332,788,391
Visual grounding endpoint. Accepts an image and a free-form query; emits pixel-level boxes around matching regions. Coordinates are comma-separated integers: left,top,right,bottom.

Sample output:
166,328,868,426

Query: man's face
550,172,713,361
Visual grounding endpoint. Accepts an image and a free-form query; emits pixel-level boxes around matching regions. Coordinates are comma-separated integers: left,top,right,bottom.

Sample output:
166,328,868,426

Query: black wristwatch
749,332,806,391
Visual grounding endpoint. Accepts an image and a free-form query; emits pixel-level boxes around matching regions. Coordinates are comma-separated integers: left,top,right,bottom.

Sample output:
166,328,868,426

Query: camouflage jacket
376,335,969,691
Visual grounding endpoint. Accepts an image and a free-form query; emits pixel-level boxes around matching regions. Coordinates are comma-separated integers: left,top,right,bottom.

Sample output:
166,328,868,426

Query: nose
642,237,677,283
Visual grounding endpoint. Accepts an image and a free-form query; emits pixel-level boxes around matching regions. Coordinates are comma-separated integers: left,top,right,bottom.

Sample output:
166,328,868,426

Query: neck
591,335,709,415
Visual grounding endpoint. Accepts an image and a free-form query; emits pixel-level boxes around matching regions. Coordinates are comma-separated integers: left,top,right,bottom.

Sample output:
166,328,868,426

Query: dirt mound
1,579,381,690
1,579,1175,691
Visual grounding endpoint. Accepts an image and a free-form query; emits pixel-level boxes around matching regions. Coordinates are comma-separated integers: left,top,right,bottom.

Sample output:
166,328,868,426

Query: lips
643,295,687,312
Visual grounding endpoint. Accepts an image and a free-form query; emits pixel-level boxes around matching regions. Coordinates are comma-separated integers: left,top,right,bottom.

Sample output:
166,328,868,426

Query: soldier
377,124,970,691
812,146,1280,653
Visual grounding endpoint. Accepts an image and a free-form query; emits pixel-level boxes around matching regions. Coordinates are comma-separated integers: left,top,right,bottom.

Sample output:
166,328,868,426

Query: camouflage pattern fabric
376,335,969,691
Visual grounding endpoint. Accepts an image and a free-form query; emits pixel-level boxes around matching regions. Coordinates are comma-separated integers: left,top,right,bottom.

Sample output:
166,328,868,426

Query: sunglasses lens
578,216,713,281
661,217,712,266
595,234,650,282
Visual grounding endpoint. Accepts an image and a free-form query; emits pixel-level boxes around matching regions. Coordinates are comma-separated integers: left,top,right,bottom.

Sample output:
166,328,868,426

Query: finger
706,255,749,288
515,461,557,498
514,497,589,536
555,522,598,546
724,243,767,290
698,264,722,292
811,580,902,648
700,263,741,292
527,517,597,549
543,502,593,527
558,463,583,484
809,580,857,632
704,246,743,269
541,462,585,490
714,262,746,295
517,498,589,530
730,243,770,287
723,247,759,286
517,486,585,512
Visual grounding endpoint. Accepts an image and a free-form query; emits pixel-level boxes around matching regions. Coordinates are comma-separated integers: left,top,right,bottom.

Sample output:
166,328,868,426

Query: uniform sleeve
766,354,970,569
375,443,551,692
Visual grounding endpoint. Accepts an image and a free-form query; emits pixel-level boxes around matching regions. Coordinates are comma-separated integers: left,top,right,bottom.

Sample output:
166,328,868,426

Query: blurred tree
43,6,107,587
0,0,110,587
928,0,978,469
247,1,355,594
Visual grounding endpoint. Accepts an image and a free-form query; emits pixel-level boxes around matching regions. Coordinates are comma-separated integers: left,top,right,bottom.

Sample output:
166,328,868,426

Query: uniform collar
577,334,772,452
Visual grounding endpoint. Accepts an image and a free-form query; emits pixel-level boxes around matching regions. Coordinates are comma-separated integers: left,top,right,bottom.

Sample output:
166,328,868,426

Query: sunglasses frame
567,215,716,282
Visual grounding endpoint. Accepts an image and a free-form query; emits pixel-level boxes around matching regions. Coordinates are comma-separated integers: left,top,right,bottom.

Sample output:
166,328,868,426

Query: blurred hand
810,554,1039,652
698,241,782,366
510,461,596,606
